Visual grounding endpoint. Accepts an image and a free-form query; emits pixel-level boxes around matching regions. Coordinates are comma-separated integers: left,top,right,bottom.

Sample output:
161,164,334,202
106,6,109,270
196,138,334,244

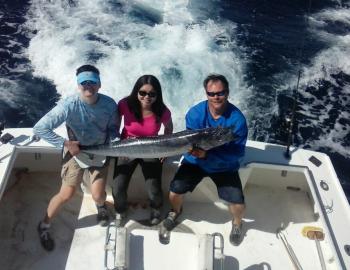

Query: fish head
196,127,235,150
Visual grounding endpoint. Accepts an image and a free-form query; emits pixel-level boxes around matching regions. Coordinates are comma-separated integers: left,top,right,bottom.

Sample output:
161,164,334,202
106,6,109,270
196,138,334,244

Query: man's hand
64,140,80,156
189,147,206,159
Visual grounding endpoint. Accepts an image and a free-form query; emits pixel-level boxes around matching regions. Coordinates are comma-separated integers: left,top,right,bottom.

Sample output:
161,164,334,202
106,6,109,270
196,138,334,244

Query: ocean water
0,0,349,201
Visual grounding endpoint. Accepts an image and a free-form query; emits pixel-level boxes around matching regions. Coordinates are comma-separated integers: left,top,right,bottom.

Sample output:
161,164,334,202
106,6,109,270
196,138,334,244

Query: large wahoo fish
80,126,235,159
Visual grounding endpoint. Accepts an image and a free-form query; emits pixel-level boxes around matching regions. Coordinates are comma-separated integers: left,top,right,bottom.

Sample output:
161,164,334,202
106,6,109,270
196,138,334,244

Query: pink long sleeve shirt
118,98,171,139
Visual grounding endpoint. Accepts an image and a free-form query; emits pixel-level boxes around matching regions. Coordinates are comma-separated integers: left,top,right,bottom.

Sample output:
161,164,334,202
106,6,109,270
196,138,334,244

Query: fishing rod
284,0,313,159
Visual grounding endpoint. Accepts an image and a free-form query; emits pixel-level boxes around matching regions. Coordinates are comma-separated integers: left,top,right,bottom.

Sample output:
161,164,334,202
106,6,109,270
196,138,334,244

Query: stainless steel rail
212,232,225,270
277,228,303,270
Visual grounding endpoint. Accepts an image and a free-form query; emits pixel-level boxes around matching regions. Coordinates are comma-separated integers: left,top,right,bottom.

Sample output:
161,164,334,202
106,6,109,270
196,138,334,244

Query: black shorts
170,163,244,204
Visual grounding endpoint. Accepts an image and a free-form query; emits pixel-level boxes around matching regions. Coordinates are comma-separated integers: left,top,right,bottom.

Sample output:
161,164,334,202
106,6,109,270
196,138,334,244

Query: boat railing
212,232,225,270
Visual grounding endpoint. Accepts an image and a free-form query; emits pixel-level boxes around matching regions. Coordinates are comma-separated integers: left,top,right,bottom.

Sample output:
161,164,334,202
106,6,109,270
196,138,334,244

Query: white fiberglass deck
0,170,339,270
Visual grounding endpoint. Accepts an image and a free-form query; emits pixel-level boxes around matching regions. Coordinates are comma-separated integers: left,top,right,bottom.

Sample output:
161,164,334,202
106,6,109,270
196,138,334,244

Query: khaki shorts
61,152,109,187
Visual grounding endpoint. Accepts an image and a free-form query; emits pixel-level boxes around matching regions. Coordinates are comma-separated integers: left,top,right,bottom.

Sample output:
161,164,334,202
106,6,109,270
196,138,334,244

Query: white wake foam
302,8,350,86
25,0,249,131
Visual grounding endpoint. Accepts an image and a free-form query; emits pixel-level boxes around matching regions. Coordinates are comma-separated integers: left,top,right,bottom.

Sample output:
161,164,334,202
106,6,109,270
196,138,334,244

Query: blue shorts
170,163,245,204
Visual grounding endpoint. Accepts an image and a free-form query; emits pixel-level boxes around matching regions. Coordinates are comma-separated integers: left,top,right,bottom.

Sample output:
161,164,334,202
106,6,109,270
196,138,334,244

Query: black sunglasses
206,90,227,97
138,90,157,98
81,80,98,86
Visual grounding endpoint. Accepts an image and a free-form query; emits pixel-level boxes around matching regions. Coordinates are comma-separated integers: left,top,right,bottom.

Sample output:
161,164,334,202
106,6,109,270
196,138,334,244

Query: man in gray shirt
33,64,119,251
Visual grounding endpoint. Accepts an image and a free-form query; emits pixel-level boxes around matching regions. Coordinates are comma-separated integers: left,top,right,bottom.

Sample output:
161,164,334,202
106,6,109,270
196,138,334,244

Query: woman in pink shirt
113,75,173,226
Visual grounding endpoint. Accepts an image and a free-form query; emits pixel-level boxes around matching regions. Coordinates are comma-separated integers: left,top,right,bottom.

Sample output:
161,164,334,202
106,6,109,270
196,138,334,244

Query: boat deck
0,170,338,270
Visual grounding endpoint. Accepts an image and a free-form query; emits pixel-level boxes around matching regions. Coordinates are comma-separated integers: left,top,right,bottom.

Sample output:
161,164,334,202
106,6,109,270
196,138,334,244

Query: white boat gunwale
243,160,349,270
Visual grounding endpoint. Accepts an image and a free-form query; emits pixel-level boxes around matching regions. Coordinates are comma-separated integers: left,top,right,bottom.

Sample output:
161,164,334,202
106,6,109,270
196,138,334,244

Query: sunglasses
206,90,227,97
138,90,157,98
80,80,98,86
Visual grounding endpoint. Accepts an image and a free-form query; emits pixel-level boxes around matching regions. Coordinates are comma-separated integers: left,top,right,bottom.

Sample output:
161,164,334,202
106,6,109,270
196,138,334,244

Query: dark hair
76,64,100,76
203,74,229,92
126,75,167,123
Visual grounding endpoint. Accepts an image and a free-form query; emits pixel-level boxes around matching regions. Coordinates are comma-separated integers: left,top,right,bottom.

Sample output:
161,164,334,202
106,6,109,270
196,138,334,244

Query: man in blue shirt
163,74,248,246
33,64,119,251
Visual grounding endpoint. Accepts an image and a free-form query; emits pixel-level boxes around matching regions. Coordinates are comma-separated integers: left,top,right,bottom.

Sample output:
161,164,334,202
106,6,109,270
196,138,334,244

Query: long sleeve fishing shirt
183,100,248,173
33,93,119,148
